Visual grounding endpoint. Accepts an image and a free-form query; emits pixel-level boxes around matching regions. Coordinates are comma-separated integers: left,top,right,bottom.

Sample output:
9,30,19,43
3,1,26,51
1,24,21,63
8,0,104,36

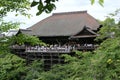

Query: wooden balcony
10,44,98,53
10,44,98,71
25,46,72,53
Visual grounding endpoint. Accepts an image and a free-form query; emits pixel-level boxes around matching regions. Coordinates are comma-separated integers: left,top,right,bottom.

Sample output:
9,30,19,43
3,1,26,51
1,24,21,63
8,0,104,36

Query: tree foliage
31,0,104,15
0,53,26,80
24,60,44,80
96,9,120,41
31,0,58,15
10,33,46,46
0,53,44,80
0,0,30,18
91,0,104,6
0,21,20,33
0,0,105,17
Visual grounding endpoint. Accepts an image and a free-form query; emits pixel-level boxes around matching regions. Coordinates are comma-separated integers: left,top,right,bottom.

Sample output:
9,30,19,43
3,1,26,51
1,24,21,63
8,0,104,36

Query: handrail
10,44,98,52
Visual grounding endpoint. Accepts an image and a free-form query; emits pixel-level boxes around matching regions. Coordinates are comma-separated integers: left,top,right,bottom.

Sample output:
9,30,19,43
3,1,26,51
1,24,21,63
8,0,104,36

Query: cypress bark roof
28,11,100,37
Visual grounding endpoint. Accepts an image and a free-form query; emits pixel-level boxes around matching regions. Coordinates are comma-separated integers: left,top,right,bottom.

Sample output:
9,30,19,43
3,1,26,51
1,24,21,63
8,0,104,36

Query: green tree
0,20,20,54
96,9,120,41
10,33,46,46
0,0,104,17
24,60,44,80
0,0,30,18
31,0,104,15
0,53,26,80
0,21,20,33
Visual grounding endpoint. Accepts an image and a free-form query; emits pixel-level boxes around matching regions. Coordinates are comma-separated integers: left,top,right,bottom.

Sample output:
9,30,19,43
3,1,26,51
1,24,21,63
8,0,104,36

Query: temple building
11,11,101,70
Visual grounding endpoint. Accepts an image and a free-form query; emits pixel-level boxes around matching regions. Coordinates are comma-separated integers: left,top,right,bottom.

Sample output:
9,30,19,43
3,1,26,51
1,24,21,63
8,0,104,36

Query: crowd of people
26,44,74,52
11,43,97,52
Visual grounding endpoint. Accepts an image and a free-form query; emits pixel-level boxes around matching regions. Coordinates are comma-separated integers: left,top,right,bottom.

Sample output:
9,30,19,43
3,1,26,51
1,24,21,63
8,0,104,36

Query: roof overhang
69,35,98,39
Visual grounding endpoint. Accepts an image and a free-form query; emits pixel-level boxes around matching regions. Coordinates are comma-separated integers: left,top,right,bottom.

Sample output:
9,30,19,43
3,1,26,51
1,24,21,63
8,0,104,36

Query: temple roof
28,11,100,37
17,29,32,35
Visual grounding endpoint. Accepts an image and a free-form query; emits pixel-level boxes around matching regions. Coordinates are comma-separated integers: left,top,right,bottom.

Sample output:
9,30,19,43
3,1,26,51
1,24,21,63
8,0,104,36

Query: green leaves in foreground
31,0,58,15
0,53,44,80
0,21,20,32
0,53,26,80
31,0,104,15
91,0,104,6
0,0,31,18
10,33,46,46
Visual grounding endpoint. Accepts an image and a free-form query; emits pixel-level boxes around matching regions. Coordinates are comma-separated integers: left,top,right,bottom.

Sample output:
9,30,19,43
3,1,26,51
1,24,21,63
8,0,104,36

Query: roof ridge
52,10,87,16
19,29,31,31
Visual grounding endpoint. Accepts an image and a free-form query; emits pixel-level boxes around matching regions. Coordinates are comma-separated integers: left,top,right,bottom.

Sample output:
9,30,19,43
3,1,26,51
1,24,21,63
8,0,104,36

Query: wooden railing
25,46,72,53
10,44,98,52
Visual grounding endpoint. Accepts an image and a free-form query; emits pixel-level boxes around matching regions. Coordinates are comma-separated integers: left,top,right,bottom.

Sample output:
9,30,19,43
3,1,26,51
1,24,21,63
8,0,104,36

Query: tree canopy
0,0,30,18
0,0,104,17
